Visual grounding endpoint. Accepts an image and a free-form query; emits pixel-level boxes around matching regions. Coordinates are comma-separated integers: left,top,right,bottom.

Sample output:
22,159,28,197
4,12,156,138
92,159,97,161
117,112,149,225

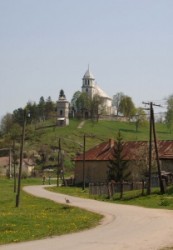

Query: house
74,139,173,185
0,156,10,176
0,156,35,177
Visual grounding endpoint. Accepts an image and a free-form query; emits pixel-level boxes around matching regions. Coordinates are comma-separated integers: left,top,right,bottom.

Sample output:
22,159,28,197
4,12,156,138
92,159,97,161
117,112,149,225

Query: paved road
1,185,173,250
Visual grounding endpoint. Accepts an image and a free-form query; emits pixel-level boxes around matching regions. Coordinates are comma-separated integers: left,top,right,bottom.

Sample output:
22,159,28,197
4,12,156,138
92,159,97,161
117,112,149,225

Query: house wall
161,160,173,172
74,160,136,184
74,160,109,184
74,158,173,185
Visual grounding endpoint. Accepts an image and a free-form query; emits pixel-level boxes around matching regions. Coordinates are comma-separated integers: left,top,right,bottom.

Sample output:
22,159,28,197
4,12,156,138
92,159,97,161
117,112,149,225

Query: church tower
82,66,95,99
57,90,69,126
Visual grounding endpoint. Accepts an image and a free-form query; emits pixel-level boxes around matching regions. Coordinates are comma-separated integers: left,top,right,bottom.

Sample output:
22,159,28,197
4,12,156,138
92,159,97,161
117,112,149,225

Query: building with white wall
82,67,113,115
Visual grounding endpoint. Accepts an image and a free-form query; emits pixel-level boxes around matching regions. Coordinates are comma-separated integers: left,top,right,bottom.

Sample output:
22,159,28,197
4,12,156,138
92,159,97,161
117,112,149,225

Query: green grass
0,178,102,245
27,119,173,156
47,185,173,210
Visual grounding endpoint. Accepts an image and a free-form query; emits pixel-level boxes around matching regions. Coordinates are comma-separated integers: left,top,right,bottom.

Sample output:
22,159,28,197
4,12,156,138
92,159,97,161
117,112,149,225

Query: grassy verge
0,178,102,245
47,185,173,210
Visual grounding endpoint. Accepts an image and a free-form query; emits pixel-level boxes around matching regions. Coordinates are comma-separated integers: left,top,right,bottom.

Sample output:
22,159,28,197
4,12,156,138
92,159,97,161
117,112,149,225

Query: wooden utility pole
16,110,26,207
57,138,61,187
152,108,165,194
148,102,153,195
82,134,86,190
143,101,164,194
13,141,17,193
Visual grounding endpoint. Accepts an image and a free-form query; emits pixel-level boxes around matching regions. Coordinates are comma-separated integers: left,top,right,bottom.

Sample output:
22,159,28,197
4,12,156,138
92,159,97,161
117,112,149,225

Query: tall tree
135,107,147,132
119,95,136,120
71,91,81,113
0,113,14,135
76,92,90,118
26,101,38,124
38,96,46,121
45,96,55,119
13,108,25,126
90,94,103,121
112,92,124,116
107,131,130,199
165,95,173,133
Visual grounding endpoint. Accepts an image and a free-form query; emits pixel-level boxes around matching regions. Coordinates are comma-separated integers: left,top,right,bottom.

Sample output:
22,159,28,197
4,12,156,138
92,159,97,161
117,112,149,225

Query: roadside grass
0,178,102,245
47,185,173,210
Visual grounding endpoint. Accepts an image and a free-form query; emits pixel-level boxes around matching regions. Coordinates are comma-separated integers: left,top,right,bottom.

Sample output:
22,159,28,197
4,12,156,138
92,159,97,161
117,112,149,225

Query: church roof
83,68,95,79
95,83,112,100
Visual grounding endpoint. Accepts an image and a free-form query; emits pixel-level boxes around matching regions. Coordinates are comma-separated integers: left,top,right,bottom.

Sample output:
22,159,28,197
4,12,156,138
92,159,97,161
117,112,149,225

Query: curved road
1,185,173,250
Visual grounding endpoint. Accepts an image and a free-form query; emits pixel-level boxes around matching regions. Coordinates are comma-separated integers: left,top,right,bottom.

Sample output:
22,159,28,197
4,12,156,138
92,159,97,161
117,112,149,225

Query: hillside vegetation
26,118,173,157
1,118,173,174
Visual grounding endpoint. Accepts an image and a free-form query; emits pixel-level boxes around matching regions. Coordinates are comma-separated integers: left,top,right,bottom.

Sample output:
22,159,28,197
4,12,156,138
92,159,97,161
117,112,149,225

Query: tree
76,92,90,118
107,131,130,199
119,95,136,120
165,95,173,133
135,107,147,132
26,101,39,124
112,92,124,116
13,108,25,126
71,91,81,113
38,96,46,121
45,96,55,119
90,94,103,121
0,113,14,135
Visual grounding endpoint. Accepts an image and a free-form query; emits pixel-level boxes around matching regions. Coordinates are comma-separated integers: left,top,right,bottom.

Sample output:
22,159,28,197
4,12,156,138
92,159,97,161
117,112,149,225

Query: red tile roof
75,140,173,161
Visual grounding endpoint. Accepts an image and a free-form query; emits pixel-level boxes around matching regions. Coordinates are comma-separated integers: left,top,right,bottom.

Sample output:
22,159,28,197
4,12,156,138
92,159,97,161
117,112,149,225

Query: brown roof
75,140,173,161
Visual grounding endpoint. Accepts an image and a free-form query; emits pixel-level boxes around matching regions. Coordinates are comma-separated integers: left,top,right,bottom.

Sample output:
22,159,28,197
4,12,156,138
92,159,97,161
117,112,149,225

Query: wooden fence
89,181,146,196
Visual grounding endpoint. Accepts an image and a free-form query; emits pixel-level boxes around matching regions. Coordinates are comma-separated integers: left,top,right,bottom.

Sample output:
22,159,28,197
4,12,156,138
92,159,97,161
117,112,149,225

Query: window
60,110,63,116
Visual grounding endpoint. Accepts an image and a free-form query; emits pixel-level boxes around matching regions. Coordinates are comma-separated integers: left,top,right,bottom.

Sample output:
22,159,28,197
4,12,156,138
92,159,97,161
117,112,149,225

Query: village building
74,140,173,186
57,89,69,126
82,67,113,115
0,156,35,177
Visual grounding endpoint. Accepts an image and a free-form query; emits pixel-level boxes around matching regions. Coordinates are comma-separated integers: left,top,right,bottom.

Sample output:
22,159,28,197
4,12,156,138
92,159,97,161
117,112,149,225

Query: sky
0,0,173,119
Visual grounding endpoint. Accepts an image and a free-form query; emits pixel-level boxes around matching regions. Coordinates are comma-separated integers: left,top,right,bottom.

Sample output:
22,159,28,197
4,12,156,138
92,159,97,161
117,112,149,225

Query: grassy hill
26,118,173,160
1,118,171,175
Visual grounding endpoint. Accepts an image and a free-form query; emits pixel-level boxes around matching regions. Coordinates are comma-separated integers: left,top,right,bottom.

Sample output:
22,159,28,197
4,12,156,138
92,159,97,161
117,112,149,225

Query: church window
60,110,63,116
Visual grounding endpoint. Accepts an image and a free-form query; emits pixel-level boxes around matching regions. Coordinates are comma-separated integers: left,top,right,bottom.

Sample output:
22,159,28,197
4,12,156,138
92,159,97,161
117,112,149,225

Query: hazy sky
0,0,173,119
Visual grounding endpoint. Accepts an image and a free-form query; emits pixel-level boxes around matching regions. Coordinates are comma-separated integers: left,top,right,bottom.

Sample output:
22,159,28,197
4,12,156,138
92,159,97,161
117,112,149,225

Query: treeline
0,96,57,135
13,96,56,125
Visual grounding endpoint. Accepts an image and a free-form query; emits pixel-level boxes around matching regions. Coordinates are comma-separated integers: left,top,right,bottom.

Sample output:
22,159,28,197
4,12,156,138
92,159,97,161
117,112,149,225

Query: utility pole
9,148,12,178
13,142,17,193
148,102,153,195
82,134,86,190
152,107,165,194
16,110,26,207
57,138,61,187
143,101,164,194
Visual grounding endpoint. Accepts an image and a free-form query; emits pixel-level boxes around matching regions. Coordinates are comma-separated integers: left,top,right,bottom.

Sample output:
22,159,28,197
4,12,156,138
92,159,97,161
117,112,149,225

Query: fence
89,181,146,196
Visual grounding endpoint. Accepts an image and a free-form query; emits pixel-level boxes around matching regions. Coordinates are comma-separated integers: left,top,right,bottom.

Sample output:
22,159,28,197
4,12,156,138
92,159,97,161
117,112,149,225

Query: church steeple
82,66,95,99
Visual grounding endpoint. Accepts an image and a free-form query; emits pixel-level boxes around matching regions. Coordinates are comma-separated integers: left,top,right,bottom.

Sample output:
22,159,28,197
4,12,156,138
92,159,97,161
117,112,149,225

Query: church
81,67,113,115
57,67,113,126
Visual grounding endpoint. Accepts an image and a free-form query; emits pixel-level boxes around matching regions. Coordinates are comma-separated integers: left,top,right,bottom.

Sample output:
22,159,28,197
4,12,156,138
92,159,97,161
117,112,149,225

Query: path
77,120,85,128
1,185,173,250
